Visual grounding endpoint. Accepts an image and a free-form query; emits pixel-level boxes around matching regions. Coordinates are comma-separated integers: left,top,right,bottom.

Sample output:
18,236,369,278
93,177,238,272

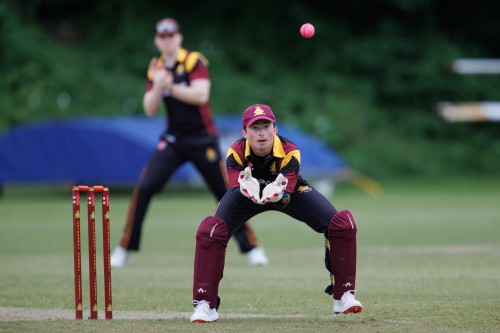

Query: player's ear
241,129,247,138
273,124,278,134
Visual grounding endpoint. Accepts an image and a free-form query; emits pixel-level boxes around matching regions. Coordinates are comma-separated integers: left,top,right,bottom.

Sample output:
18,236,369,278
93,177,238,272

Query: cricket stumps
72,185,112,320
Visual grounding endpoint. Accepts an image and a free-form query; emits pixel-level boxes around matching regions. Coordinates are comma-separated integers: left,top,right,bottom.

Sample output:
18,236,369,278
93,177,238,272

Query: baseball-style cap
242,104,276,128
155,18,180,35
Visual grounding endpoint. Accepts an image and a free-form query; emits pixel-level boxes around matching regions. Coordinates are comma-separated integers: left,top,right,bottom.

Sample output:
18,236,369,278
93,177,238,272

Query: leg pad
328,210,357,300
193,216,229,308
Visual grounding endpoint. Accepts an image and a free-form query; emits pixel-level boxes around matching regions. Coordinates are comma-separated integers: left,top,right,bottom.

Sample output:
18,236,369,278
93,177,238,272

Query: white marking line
0,307,311,321
385,319,418,324
361,244,500,255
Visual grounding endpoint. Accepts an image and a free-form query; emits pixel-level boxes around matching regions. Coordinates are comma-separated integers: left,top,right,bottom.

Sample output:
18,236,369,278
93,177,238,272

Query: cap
242,104,276,128
155,18,180,35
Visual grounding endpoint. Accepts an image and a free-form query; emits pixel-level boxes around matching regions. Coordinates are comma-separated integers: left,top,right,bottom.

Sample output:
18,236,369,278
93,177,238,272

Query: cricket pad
328,210,357,300
193,216,229,308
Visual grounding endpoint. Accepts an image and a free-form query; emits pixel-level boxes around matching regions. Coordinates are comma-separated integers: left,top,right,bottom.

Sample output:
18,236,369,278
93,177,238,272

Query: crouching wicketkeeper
190,104,363,322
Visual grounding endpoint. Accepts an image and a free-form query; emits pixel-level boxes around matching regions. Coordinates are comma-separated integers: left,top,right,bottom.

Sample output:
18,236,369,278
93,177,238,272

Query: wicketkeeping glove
238,167,261,204
260,174,288,204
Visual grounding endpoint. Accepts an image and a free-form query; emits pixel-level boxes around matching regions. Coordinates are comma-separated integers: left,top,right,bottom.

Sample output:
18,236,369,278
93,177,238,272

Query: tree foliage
1,0,499,178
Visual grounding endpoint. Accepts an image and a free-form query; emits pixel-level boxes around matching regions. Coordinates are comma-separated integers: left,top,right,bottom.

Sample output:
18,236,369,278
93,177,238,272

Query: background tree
1,0,499,178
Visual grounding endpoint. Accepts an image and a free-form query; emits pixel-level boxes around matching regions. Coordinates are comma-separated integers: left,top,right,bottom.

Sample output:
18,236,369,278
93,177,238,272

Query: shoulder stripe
185,51,208,73
227,147,244,166
281,150,301,167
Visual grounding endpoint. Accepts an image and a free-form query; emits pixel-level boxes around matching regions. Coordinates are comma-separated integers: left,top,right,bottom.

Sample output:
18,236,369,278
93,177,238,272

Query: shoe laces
192,300,211,310
341,290,358,301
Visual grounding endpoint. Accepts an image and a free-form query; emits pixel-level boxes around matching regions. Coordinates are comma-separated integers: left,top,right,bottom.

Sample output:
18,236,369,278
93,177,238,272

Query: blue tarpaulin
0,116,348,185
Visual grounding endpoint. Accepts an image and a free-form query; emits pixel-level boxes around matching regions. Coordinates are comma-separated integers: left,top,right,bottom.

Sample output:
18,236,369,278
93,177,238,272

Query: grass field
0,178,499,332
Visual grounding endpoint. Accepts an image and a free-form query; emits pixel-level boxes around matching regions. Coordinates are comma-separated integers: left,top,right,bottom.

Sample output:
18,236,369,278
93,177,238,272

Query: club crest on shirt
206,147,218,162
269,162,277,174
297,185,311,193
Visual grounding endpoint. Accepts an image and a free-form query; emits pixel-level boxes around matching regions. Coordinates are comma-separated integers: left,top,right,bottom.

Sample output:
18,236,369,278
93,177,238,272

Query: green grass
0,178,499,332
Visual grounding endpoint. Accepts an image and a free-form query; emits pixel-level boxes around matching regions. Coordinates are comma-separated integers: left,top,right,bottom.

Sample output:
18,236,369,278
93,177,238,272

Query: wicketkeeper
190,104,363,322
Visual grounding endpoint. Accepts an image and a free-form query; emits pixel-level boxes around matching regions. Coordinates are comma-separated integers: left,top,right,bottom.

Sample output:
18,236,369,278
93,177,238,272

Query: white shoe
110,246,130,268
247,247,269,266
333,290,363,314
190,300,219,323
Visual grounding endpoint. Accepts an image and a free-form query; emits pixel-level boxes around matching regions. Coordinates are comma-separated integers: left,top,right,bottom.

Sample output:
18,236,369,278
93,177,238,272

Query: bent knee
328,210,357,233
197,216,229,243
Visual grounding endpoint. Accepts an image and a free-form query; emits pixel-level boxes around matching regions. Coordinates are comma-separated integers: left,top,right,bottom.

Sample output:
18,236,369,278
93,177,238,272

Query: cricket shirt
147,48,218,140
226,134,310,194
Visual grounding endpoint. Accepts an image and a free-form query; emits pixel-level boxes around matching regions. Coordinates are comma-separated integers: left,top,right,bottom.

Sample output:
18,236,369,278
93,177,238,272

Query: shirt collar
244,135,285,159
157,48,188,66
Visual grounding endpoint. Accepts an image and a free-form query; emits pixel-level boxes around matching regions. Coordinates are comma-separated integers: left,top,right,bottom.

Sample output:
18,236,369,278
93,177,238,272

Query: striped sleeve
226,145,246,189
278,144,301,193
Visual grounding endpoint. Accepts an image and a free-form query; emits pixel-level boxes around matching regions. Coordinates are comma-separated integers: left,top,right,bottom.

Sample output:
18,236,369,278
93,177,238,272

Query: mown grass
0,178,499,332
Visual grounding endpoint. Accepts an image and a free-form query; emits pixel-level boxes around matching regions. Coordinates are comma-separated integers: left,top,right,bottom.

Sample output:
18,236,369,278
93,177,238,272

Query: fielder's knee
328,210,357,236
197,216,229,246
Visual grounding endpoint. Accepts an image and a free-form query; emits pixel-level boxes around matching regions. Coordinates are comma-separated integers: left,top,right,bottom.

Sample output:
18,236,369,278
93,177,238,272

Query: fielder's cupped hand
149,58,173,92
261,173,288,204
238,167,261,204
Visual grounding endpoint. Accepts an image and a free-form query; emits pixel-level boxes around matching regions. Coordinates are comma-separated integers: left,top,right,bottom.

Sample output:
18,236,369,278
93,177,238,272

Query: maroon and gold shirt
146,48,217,138
226,134,307,194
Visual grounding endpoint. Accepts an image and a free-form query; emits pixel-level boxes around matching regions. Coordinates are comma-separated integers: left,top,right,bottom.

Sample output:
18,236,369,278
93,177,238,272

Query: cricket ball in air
300,23,315,38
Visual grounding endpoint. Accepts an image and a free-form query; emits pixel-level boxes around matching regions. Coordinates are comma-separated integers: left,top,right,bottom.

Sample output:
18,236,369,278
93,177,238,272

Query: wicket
72,185,112,320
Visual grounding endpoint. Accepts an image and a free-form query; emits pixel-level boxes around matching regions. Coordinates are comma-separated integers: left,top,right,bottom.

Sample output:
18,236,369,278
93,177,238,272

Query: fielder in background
190,104,363,323
110,18,269,268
